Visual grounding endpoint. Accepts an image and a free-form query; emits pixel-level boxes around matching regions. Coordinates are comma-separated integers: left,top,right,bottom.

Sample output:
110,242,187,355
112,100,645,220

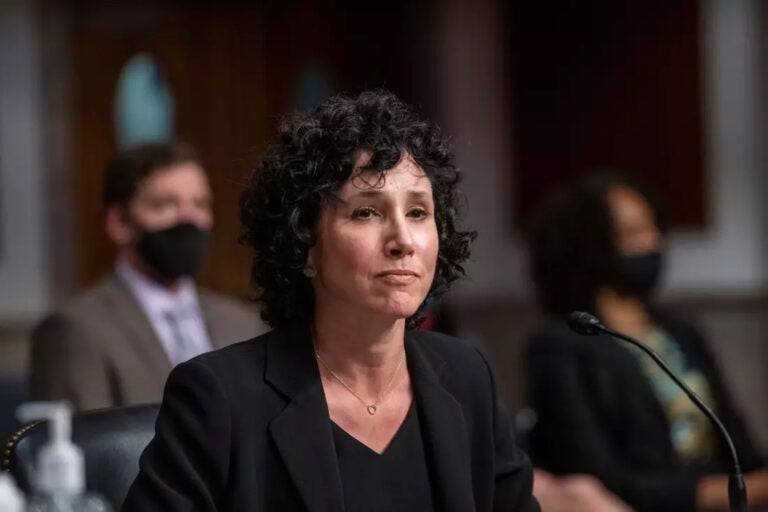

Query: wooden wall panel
70,2,270,296
510,2,707,229
68,0,425,297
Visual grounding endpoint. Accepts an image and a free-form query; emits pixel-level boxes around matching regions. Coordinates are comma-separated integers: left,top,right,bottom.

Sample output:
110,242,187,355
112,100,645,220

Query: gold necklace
314,348,405,415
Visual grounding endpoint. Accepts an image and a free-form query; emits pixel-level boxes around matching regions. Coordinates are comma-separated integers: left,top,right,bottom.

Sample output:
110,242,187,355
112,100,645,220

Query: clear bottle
0,472,25,512
17,402,112,512
26,493,111,512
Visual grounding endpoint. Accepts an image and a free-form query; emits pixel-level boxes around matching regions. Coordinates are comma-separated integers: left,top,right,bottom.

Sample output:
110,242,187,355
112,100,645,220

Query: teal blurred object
114,53,175,149
295,63,335,111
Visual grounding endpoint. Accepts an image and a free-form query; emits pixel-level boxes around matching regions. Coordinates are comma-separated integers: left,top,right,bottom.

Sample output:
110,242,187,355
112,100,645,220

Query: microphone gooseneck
567,311,748,512
566,311,603,335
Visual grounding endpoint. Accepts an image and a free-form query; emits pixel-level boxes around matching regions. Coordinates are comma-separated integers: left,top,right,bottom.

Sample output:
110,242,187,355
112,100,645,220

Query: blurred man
30,142,269,410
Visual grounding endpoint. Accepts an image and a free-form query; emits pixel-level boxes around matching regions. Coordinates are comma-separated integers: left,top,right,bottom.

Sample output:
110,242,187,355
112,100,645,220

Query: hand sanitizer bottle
17,402,112,512
0,472,25,512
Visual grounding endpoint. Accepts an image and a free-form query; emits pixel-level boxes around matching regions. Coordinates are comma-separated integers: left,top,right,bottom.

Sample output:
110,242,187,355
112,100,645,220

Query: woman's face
308,153,439,323
606,184,662,256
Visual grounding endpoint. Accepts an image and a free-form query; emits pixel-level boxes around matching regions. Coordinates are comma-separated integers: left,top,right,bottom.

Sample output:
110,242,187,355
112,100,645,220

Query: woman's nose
636,226,662,254
385,217,415,257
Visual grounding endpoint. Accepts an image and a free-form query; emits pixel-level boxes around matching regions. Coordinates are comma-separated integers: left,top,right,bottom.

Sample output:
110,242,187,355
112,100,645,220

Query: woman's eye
408,208,430,219
352,207,377,219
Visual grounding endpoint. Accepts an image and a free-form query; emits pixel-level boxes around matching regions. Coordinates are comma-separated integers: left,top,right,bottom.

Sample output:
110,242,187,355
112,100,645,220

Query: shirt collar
116,259,200,315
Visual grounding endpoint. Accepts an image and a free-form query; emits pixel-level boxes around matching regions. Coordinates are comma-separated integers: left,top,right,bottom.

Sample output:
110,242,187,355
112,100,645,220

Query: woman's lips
376,270,419,285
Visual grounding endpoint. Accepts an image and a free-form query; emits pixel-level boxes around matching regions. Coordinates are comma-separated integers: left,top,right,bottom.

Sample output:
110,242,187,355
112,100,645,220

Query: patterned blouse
626,325,717,463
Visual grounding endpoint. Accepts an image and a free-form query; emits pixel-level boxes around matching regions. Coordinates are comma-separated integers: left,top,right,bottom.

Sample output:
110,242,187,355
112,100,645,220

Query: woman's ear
303,248,317,278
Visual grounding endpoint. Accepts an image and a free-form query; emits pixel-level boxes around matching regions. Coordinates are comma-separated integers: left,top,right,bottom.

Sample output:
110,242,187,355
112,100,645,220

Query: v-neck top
331,402,435,512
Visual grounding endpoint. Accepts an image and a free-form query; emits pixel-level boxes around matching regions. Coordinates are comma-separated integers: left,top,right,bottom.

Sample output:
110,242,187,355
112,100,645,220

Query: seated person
30,142,269,410
121,90,539,511
524,173,768,511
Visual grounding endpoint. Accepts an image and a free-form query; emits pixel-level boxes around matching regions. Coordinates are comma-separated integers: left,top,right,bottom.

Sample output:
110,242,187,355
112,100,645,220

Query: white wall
665,0,768,297
439,0,768,302
0,1,50,321
436,0,531,300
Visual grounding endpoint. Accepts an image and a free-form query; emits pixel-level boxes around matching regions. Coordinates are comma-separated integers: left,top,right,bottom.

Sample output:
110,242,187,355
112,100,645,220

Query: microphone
567,310,604,335
568,311,748,512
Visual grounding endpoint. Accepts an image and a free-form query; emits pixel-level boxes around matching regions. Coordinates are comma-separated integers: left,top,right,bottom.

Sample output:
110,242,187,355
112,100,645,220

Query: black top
121,326,539,512
332,403,434,512
525,309,765,512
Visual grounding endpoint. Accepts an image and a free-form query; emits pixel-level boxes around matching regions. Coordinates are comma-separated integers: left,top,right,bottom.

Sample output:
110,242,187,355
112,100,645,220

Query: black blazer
525,310,764,512
122,326,538,512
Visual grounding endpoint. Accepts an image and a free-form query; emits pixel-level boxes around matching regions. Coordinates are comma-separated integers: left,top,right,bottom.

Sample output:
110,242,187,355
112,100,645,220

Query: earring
303,266,317,278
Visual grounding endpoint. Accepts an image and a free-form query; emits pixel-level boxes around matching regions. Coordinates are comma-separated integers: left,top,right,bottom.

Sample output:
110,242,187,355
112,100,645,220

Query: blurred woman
525,173,768,512
122,90,538,511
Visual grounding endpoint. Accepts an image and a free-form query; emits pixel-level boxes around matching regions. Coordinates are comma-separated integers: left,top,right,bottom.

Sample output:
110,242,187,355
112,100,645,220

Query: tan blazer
29,274,270,410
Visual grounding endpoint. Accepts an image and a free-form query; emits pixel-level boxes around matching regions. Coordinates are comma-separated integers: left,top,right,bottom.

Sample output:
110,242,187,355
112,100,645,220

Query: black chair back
2,404,159,510
0,375,27,442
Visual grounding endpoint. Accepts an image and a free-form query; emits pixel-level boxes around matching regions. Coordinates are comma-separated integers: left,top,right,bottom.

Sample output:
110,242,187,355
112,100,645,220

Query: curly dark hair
240,89,476,329
528,172,665,316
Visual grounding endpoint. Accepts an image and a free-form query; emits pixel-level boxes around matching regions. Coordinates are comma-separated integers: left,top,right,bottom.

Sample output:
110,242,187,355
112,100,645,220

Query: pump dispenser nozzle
17,401,85,495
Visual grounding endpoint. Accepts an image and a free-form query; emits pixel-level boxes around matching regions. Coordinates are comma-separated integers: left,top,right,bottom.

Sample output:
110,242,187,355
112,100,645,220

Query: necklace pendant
366,404,378,415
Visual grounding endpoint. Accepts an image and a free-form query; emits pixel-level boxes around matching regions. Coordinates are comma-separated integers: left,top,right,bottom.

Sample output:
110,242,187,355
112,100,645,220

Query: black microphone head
567,311,604,336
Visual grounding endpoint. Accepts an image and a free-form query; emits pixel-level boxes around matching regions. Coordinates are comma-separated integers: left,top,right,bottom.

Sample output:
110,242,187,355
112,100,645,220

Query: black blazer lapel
406,332,476,512
265,327,345,512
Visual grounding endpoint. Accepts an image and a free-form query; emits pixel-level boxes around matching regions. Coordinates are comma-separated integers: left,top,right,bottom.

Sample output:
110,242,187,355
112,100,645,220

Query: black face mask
612,251,663,297
136,222,209,280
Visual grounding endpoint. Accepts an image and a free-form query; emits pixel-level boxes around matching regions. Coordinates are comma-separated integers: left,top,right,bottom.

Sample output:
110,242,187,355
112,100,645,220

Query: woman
524,173,768,511
121,90,538,511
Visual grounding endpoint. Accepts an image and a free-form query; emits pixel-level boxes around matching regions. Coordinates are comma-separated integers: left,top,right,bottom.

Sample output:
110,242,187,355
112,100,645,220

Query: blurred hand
746,469,768,505
533,470,634,512
698,469,768,510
